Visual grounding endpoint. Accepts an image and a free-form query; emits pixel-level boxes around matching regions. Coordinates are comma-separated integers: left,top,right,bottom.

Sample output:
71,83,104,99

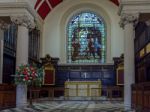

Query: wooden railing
102,86,123,100
132,82,150,111
28,86,64,102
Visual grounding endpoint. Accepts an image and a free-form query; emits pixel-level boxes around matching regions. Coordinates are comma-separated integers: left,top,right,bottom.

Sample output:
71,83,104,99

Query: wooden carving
41,54,55,85
114,54,124,86
117,66,124,85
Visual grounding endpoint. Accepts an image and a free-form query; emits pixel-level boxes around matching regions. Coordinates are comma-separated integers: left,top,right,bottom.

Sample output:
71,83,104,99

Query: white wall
25,0,36,8
43,0,124,64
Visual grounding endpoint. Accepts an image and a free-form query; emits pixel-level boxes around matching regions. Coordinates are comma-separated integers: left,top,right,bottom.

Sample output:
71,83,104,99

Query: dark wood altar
29,54,124,100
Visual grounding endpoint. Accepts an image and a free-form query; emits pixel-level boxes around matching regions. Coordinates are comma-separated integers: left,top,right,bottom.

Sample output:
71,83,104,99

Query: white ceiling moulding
119,0,150,15
0,2,43,30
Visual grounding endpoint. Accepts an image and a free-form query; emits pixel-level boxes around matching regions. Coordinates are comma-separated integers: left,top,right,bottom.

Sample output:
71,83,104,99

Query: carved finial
45,54,51,63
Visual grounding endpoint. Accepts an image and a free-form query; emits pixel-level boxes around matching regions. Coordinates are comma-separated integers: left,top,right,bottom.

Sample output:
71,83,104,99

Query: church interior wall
43,0,124,64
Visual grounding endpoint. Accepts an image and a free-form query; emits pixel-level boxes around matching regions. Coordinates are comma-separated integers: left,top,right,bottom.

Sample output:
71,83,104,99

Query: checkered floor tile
1,101,135,112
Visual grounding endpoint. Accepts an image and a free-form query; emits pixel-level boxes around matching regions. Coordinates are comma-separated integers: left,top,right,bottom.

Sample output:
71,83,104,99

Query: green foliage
15,64,44,87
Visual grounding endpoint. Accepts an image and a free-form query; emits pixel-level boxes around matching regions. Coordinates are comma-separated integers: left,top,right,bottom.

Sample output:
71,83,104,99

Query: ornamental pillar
11,15,35,66
11,15,35,107
120,13,139,109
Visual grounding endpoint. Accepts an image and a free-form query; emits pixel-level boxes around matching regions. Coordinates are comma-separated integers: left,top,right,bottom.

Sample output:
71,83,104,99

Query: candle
85,72,87,78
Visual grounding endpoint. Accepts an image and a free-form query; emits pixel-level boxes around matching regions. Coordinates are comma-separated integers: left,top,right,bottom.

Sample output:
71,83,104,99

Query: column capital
0,19,9,30
11,15,35,29
119,13,139,28
145,20,150,26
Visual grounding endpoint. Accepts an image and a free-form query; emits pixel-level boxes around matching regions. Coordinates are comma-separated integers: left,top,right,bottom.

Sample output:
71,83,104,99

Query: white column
16,25,29,66
120,13,139,109
11,15,35,108
0,29,4,83
16,24,29,108
16,25,29,107
124,22,135,109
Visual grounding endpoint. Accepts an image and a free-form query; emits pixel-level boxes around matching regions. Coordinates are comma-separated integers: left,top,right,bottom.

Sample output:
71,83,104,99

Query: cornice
0,2,43,30
121,0,150,6
118,0,150,15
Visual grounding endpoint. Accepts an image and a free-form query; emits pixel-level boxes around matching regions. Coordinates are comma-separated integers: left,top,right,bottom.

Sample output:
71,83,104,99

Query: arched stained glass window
67,12,106,63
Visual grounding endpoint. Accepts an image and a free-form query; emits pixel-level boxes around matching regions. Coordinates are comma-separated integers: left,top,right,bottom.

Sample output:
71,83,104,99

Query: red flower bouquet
15,64,43,86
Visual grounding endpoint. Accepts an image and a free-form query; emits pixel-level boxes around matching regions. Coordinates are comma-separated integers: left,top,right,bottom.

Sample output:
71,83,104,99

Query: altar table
65,81,101,97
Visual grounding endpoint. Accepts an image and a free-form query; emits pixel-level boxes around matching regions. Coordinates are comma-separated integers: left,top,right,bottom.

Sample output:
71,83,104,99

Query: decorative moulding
0,2,43,30
118,0,150,15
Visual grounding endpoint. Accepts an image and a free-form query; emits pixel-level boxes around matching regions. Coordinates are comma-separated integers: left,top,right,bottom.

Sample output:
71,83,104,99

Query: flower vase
16,84,27,107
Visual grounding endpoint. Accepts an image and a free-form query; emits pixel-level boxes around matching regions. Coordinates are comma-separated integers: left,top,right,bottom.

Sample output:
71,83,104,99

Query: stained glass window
67,12,106,63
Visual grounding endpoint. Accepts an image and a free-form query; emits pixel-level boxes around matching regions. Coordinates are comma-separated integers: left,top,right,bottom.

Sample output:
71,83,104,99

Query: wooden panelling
146,43,150,54
135,21,150,83
3,24,17,84
3,54,15,83
29,29,40,62
102,86,123,100
132,83,150,111
143,91,150,110
132,90,137,108
4,24,17,55
133,20,150,111
113,55,124,86
0,84,16,110
55,64,115,86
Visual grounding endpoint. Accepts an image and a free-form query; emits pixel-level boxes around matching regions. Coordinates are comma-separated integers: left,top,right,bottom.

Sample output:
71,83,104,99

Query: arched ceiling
35,0,119,20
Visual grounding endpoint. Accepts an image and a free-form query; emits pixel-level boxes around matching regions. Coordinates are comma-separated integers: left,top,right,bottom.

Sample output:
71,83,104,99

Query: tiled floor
1,100,135,112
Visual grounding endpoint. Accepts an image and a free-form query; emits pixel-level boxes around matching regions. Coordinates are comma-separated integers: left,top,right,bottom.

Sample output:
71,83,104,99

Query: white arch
59,3,111,63
43,0,124,64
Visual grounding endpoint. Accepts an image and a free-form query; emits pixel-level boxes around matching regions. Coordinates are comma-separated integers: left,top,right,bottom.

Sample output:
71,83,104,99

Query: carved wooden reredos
40,54,59,85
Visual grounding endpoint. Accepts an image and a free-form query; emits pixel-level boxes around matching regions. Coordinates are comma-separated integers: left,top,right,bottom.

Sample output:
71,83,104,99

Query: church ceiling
35,0,119,20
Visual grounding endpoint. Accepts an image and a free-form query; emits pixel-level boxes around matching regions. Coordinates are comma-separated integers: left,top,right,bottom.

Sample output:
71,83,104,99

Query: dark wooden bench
28,86,64,103
0,84,16,110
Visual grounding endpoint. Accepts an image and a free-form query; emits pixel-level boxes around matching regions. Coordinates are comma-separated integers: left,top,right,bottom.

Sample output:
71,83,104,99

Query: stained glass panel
67,12,106,63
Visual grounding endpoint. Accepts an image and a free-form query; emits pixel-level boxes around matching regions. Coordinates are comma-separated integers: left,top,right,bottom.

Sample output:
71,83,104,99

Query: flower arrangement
15,64,43,86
